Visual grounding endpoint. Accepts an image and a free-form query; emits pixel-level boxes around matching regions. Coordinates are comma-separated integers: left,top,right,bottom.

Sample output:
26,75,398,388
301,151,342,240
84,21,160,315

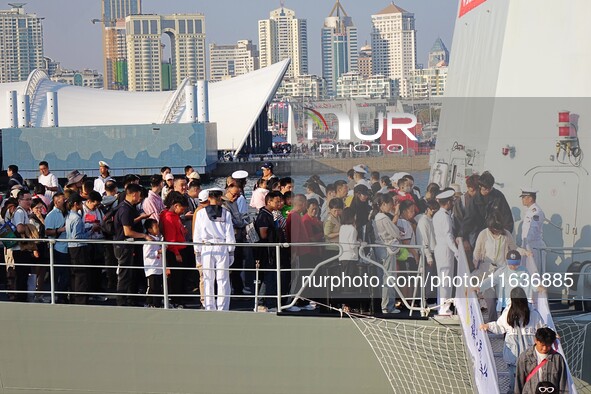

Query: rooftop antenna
329,0,348,17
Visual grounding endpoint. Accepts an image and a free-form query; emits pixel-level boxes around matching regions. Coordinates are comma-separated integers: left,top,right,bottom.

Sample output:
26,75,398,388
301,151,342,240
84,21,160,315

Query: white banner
529,256,578,394
454,243,500,394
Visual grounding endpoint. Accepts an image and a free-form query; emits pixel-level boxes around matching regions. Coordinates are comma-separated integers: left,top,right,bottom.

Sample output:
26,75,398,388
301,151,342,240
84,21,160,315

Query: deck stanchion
49,240,56,305
254,260,260,312
162,244,169,309
276,245,282,310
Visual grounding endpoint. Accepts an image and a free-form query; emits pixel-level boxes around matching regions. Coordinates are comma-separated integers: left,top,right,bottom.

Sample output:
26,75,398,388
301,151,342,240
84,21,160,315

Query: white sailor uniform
433,205,459,315
522,202,546,273
193,206,236,311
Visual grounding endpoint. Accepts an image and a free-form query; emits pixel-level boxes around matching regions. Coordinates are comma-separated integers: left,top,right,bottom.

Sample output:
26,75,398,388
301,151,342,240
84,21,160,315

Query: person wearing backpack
83,191,105,300
65,193,96,305
45,192,69,303
223,178,248,296
1,197,19,301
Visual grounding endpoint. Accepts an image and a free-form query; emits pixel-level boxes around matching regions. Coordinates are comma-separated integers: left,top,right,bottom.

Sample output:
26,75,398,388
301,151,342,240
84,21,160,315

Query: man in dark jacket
462,171,513,251
515,327,568,393
7,164,24,190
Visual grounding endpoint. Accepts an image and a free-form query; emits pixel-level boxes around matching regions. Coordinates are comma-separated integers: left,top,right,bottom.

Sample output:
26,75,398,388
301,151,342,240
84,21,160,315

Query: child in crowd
478,250,537,314
143,218,164,307
281,191,293,218
250,178,269,209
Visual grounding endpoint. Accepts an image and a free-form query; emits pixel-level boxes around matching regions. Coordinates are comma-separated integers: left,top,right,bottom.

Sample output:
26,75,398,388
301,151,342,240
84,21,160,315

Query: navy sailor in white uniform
433,189,460,315
193,188,236,311
520,188,546,274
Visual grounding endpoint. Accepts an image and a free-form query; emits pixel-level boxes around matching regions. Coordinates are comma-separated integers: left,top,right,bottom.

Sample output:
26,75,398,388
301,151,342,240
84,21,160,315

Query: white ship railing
2,238,589,313
0,237,433,313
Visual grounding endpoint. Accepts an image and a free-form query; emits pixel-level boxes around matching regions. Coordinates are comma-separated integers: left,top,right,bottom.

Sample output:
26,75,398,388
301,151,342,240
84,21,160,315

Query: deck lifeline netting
554,314,591,380
348,315,474,394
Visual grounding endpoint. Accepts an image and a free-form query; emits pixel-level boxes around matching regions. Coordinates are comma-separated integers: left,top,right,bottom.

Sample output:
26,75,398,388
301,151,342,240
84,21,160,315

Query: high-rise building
104,19,128,90
101,0,141,90
43,57,60,77
358,44,372,78
258,6,308,78
321,0,357,97
126,13,206,92
0,4,44,83
209,40,259,82
428,37,449,68
103,0,140,23
370,2,416,97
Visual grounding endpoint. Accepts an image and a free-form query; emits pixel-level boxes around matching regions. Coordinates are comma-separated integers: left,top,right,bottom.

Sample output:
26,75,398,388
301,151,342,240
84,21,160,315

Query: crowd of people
0,159,571,391
0,161,546,315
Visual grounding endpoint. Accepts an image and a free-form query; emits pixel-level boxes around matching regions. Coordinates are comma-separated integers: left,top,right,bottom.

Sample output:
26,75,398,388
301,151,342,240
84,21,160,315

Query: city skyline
22,0,456,76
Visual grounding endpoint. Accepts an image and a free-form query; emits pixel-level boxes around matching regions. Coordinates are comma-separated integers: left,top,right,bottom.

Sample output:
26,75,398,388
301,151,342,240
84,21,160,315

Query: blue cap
506,250,521,265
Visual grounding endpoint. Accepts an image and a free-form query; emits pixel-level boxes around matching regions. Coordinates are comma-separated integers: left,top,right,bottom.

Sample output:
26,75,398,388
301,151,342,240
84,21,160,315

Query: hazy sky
22,0,457,74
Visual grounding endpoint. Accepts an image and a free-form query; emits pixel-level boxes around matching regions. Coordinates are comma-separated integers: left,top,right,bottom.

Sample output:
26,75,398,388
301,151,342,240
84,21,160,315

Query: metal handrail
2,238,589,311
0,237,342,310
359,244,429,317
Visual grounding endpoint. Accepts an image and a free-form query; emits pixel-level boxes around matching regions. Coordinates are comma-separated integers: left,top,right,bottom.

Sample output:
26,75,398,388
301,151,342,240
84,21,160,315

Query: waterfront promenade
212,155,430,177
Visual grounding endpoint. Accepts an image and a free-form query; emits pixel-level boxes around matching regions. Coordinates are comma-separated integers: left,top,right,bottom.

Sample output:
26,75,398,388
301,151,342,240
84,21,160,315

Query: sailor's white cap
390,172,410,183
353,164,367,174
198,190,209,203
188,172,200,180
436,190,455,200
519,187,538,197
232,170,249,180
99,161,110,168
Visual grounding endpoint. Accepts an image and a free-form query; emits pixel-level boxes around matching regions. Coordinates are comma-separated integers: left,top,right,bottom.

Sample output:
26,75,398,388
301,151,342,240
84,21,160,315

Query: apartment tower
370,2,416,97
258,6,308,78
101,0,141,90
0,4,44,83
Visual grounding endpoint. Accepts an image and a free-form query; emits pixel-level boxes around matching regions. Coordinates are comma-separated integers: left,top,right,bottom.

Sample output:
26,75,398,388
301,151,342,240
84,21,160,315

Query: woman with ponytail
480,287,546,393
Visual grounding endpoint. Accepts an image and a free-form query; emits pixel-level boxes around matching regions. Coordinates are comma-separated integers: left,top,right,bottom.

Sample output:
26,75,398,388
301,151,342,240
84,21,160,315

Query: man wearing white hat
389,172,410,186
231,170,249,215
520,188,546,273
193,187,235,311
432,189,459,315
161,173,174,201
352,165,371,188
94,161,114,196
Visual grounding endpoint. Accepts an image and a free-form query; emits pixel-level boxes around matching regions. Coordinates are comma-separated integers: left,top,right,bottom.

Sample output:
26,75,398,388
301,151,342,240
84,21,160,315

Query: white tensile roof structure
0,59,290,155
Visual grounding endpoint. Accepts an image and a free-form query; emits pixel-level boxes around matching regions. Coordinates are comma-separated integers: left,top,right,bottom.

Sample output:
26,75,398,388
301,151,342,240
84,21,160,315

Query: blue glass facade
103,0,141,26
1,123,218,178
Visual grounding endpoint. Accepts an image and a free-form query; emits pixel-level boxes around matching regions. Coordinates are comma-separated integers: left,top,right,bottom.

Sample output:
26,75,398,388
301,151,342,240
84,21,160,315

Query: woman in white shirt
480,287,545,393
396,199,419,302
473,214,530,321
338,208,360,312
371,193,401,314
